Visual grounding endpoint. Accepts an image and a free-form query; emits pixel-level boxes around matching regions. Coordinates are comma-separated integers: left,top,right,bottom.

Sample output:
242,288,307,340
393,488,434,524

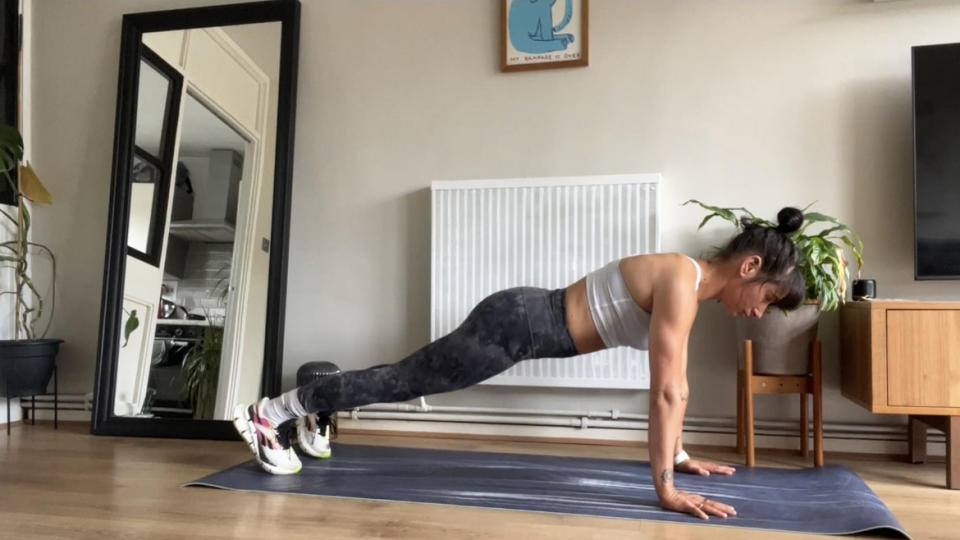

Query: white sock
259,389,309,426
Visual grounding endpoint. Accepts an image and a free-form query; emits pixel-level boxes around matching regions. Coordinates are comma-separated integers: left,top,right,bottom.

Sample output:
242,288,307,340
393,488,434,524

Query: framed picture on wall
501,0,588,72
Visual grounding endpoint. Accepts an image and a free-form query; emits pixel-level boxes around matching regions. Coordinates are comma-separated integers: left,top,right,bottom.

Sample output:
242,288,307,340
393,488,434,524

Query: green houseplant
182,325,222,420
181,266,229,419
0,123,64,416
685,200,864,373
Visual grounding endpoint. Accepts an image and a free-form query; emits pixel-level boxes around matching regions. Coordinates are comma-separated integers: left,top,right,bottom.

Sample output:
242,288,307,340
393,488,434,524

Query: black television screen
914,42,960,279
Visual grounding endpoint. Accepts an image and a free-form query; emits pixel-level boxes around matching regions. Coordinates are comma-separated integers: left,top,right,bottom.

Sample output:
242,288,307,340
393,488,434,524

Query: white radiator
430,174,660,389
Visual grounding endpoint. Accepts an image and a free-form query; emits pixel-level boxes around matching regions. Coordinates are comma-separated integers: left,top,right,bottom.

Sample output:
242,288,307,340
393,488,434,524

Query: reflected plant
182,324,222,420
122,308,140,347
182,262,231,418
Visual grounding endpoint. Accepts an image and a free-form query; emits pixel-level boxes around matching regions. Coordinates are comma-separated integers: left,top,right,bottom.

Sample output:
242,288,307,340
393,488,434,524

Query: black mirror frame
92,0,300,439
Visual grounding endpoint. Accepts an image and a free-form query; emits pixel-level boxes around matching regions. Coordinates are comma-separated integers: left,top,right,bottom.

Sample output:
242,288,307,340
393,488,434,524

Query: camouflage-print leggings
295,287,579,414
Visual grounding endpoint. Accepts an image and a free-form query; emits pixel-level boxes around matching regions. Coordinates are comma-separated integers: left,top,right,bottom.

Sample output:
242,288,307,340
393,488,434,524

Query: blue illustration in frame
501,0,589,72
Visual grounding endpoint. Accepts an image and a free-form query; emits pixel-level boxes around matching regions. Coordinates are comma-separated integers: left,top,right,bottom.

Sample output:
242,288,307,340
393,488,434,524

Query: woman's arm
647,276,695,505
673,346,737,476
673,323,738,477
673,343,689,459
648,272,736,519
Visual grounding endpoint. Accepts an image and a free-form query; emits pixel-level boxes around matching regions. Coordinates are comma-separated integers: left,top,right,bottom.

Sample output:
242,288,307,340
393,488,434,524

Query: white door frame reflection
171,88,268,421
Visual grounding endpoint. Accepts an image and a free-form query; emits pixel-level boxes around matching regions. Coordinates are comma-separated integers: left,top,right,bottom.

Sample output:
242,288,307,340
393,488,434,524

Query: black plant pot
0,339,63,397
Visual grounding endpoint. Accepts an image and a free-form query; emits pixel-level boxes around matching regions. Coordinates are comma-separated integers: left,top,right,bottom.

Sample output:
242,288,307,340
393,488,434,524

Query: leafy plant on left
0,124,56,339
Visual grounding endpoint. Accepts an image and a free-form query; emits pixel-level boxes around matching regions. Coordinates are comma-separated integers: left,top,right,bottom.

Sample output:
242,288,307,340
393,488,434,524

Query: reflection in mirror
114,22,280,421
127,55,176,261
134,60,170,158
128,154,160,254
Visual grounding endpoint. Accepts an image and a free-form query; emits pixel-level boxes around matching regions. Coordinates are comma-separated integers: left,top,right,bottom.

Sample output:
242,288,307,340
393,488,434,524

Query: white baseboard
1,409,91,424
2,395,92,424
2,397,949,459
338,417,947,457
22,408,92,423
0,398,23,425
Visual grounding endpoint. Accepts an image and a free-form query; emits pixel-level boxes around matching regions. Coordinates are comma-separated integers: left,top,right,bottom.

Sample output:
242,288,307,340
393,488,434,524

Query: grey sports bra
585,255,701,350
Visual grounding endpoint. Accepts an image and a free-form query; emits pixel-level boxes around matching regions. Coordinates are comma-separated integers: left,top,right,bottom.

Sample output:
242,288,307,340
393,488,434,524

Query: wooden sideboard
839,300,960,489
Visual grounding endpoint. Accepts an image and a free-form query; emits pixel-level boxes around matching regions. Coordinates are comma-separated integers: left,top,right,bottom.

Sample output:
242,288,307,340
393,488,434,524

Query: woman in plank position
234,207,805,520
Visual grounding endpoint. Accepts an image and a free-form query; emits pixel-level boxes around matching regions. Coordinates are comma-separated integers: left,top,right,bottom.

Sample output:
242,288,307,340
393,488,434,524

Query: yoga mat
187,443,909,538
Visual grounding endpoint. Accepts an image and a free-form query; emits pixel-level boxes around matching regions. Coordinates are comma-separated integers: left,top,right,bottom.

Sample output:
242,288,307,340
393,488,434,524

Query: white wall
29,1,960,435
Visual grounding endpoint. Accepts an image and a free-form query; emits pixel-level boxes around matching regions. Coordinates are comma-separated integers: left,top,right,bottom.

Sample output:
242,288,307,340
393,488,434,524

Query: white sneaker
295,413,332,459
232,397,303,475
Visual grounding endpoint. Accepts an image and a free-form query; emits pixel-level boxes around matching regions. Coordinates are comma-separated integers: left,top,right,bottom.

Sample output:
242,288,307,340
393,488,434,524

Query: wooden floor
1,422,958,539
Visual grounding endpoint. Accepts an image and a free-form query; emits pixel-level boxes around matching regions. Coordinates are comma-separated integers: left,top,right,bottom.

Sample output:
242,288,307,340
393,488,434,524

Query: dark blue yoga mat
187,443,909,538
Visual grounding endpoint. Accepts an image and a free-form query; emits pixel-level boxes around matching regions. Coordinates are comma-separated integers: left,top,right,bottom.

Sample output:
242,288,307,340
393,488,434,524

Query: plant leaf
0,123,23,173
838,235,864,269
19,163,52,204
802,211,844,225
684,199,743,229
818,225,851,238
695,212,732,230
19,202,29,236
23,241,56,338
123,309,140,348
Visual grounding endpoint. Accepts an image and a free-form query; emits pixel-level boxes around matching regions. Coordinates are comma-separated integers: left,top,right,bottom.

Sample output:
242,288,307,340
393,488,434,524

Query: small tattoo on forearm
660,469,674,486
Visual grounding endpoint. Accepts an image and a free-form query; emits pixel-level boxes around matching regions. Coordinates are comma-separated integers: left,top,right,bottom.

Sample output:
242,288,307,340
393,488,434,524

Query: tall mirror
94,1,299,438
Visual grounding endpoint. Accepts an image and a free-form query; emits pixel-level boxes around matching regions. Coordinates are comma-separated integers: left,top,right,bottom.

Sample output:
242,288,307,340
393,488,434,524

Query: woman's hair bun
776,207,803,234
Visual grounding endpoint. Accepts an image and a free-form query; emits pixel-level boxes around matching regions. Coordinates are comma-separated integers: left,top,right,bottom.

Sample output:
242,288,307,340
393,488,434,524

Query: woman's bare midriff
564,278,606,355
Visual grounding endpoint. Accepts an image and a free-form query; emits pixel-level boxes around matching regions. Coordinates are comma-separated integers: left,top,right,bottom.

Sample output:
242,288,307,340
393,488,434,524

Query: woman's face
719,280,784,318
717,254,786,318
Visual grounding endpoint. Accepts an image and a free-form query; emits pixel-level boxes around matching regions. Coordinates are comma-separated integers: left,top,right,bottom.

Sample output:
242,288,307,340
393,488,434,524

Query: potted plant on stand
685,200,864,374
0,123,62,434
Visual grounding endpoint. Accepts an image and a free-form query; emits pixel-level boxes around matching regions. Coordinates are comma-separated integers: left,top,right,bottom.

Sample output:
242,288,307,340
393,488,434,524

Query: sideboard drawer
886,310,960,408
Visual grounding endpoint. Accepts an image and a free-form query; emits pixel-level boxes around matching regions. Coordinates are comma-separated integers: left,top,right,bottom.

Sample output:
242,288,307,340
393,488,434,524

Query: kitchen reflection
146,94,247,419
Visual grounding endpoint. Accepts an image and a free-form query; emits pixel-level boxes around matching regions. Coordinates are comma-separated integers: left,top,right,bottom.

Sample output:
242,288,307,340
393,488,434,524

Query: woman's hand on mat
675,458,736,477
661,489,737,520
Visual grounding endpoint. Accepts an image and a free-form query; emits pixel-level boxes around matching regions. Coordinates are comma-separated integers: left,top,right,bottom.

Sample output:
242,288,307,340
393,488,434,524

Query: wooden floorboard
1,422,958,539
